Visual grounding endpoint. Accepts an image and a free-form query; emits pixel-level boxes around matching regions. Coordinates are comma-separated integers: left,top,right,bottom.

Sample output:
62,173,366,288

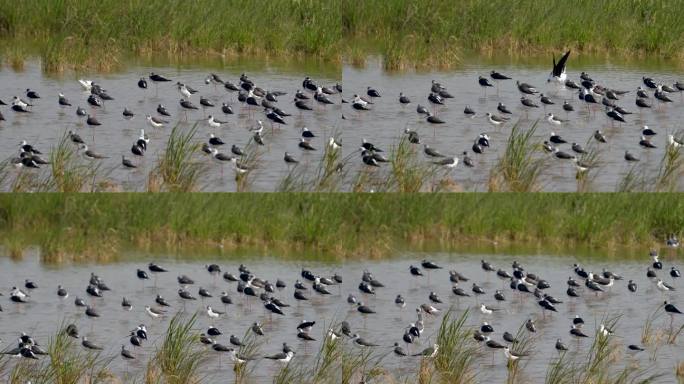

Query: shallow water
4,56,684,191
1,249,681,383
342,57,684,191
0,60,341,191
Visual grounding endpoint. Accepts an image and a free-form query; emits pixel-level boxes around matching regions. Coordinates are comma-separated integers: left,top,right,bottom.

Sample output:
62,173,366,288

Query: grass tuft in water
7,322,114,384
655,134,684,192
151,312,207,384
433,309,478,383
149,124,207,192
490,122,546,192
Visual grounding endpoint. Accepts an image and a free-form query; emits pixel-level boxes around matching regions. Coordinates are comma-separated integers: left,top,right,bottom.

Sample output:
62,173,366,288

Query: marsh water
0,59,341,192
2,56,684,191
342,57,684,191
1,248,681,383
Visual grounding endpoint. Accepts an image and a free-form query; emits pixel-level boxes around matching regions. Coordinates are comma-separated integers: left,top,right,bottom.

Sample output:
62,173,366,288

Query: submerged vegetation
2,1,684,71
0,192,683,261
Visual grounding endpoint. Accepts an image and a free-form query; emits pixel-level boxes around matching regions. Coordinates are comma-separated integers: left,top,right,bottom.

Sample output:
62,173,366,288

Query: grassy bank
2,1,684,72
0,0,341,72
0,193,681,262
343,0,684,70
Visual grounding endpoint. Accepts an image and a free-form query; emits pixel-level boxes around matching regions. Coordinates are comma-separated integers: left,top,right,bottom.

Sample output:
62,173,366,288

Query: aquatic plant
234,140,262,192
276,130,352,192
232,329,262,383
150,312,207,384
48,131,110,193
149,124,207,192
386,135,437,193
6,322,113,384
616,164,647,192
575,138,602,193
544,351,575,384
506,320,537,383
490,122,547,192
655,134,684,192
676,361,684,382
433,309,478,383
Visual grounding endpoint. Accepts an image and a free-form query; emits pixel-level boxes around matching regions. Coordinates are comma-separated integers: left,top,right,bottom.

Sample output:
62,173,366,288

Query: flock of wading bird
4,50,684,190
1,236,683,382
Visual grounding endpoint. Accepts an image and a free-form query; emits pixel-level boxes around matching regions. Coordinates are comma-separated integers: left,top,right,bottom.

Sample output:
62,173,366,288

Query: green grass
148,124,207,192
0,0,342,72
344,0,684,70
434,310,478,383
3,1,684,71
149,312,207,384
4,322,114,384
490,122,546,192
0,193,683,261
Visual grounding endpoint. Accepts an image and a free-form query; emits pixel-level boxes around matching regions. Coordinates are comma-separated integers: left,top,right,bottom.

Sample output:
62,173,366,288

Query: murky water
4,56,684,191
0,60,341,191
1,249,681,383
342,57,684,191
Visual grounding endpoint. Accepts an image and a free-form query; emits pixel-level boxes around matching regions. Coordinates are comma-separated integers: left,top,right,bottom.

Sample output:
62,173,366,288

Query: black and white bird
486,112,507,127
548,50,571,83
58,93,71,106
517,81,538,95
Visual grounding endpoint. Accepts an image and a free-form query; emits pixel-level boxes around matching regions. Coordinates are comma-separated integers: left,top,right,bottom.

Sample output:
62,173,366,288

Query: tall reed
48,131,109,192
149,124,207,192
0,0,342,72
575,139,602,193
433,309,478,383
490,122,546,192
655,137,684,192
151,312,207,384
386,136,436,192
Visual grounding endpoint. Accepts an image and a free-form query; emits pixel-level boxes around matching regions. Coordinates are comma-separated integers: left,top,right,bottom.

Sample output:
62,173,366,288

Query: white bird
352,95,368,107
206,306,223,319
486,112,507,127
250,120,264,135
479,303,498,315
12,96,29,109
546,113,565,126
656,279,675,292
78,79,93,91
327,328,340,341
503,346,521,361
668,134,683,148
207,115,223,128
145,305,164,318
328,137,342,149
598,324,613,337
178,83,192,99
146,115,166,128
